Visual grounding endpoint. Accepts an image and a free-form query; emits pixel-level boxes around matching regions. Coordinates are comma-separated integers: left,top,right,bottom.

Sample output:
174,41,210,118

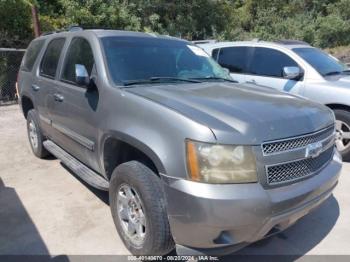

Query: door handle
32,85,40,91
246,79,256,84
53,93,64,102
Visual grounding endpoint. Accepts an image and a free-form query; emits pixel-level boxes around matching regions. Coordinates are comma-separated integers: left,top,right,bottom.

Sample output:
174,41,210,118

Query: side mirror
75,64,90,86
283,66,303,80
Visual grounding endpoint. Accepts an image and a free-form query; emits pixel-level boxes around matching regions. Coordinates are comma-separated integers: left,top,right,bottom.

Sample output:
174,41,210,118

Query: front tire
109,161,174,255
26,109,50,158
334,109,350,161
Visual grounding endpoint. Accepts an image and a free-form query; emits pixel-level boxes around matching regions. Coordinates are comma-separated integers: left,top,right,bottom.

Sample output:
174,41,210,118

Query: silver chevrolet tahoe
18,27,342,255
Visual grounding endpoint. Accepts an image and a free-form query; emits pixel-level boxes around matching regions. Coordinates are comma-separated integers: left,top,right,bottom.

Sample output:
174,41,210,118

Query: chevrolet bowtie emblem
305,141,323,158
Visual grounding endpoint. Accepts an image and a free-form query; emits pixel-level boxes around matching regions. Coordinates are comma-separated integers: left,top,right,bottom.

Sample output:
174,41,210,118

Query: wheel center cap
128,201,139,221
336,130,343,140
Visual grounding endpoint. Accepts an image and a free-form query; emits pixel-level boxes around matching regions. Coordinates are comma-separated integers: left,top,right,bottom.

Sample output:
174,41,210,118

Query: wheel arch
21,95,34,119
326,103,350,112
101,132,166,180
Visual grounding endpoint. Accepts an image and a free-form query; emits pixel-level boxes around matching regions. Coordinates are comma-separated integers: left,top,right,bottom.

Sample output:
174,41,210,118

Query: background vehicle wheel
26,109,50,158
109,161,174,255
334,109,350,161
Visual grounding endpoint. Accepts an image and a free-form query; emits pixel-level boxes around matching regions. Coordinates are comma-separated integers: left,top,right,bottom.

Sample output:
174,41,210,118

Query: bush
315,15,350,48
0,0,32,48
4,0,350,49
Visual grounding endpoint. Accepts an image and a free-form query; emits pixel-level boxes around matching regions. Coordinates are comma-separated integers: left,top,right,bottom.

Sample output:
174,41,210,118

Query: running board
43,140,109,191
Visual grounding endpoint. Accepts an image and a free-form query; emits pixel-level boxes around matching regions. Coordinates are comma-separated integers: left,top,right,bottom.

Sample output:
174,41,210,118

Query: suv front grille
262,125,334,155
266,146,334,185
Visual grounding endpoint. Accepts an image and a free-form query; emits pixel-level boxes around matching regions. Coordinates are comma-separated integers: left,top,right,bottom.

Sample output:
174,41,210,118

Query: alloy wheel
117,184,146,246
335,119,350,152
29,120,39,149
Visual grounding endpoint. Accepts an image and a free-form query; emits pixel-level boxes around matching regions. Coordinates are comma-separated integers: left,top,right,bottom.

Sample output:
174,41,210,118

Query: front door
49,37,101,172
246,47,304,95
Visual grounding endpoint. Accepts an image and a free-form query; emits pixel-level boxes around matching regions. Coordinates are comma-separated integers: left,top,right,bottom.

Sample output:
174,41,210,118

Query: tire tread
109,161,174,255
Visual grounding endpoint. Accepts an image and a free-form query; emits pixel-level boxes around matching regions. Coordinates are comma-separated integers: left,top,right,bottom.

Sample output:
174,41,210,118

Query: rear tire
26,109,50,158
334,109,350,161
109,161,174,255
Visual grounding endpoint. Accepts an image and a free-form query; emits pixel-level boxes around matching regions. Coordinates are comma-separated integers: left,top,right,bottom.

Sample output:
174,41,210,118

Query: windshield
101,36,231,86
293,47,347,76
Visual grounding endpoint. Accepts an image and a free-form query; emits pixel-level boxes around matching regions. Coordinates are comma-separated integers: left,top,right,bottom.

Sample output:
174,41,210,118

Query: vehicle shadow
60,163,109,205
225,194,339,260
0,177,49,255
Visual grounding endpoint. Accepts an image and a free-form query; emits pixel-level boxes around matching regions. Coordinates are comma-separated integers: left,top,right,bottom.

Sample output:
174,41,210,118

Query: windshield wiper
323,71,342,76
149,77,201,83
123,77,201,86
190,76,238,83
323,70,350,76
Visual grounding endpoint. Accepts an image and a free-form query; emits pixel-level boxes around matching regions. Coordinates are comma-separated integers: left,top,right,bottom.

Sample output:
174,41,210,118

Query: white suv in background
198,40,350,160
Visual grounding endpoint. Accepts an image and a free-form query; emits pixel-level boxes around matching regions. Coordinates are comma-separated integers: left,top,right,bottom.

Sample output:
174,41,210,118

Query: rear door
246,47,304,94
50,37,101,172
36,37,66,136
214,46,253,83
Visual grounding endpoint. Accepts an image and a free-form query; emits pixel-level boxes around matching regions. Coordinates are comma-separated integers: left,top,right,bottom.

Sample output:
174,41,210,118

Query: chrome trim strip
39,114,51,125
262,133,335,163
262,125,335,156
266,144,334,168
52,122,95,151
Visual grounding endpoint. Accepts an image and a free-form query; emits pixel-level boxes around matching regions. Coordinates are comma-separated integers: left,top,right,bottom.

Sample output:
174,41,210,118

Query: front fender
99,130,167,176
97,88,216,180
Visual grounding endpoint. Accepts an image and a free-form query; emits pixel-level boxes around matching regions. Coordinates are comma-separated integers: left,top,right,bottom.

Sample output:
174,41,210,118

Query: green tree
3,0,350,49
0,0,32,48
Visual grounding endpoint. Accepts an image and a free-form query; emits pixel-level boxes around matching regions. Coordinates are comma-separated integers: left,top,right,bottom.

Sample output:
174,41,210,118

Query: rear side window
21,39,45,72
249,47,298,77
217,47,250,73
40,38,65,78
61,37,95,84
212,48,220,60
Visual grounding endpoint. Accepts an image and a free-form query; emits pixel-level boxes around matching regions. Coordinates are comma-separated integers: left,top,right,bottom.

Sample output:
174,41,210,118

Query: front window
249,47,298,77
101,36,231,86
61,37,95,85
293,47,347,76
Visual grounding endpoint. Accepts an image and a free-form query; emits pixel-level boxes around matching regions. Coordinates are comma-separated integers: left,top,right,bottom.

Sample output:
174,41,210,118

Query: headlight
186,140,257,184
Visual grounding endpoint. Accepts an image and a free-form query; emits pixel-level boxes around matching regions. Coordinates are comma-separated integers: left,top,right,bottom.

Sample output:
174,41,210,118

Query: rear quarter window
212,48,220,60
21,39,45,72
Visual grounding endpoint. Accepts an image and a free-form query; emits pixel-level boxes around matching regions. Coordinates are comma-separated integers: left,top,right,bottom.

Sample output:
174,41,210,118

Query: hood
126,82,334,144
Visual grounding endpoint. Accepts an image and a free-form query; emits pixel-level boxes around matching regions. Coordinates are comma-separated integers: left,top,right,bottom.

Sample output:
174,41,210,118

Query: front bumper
162,150,342,255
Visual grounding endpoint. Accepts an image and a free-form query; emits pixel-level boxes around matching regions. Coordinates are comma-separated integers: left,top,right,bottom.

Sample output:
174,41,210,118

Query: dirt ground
0,104,349,257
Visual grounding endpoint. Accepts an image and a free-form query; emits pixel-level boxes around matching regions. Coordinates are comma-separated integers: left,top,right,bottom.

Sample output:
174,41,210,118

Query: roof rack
192,39,217,44
40,25,80,36
68,25,83,32
274,39,310,45
40,30,64,36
